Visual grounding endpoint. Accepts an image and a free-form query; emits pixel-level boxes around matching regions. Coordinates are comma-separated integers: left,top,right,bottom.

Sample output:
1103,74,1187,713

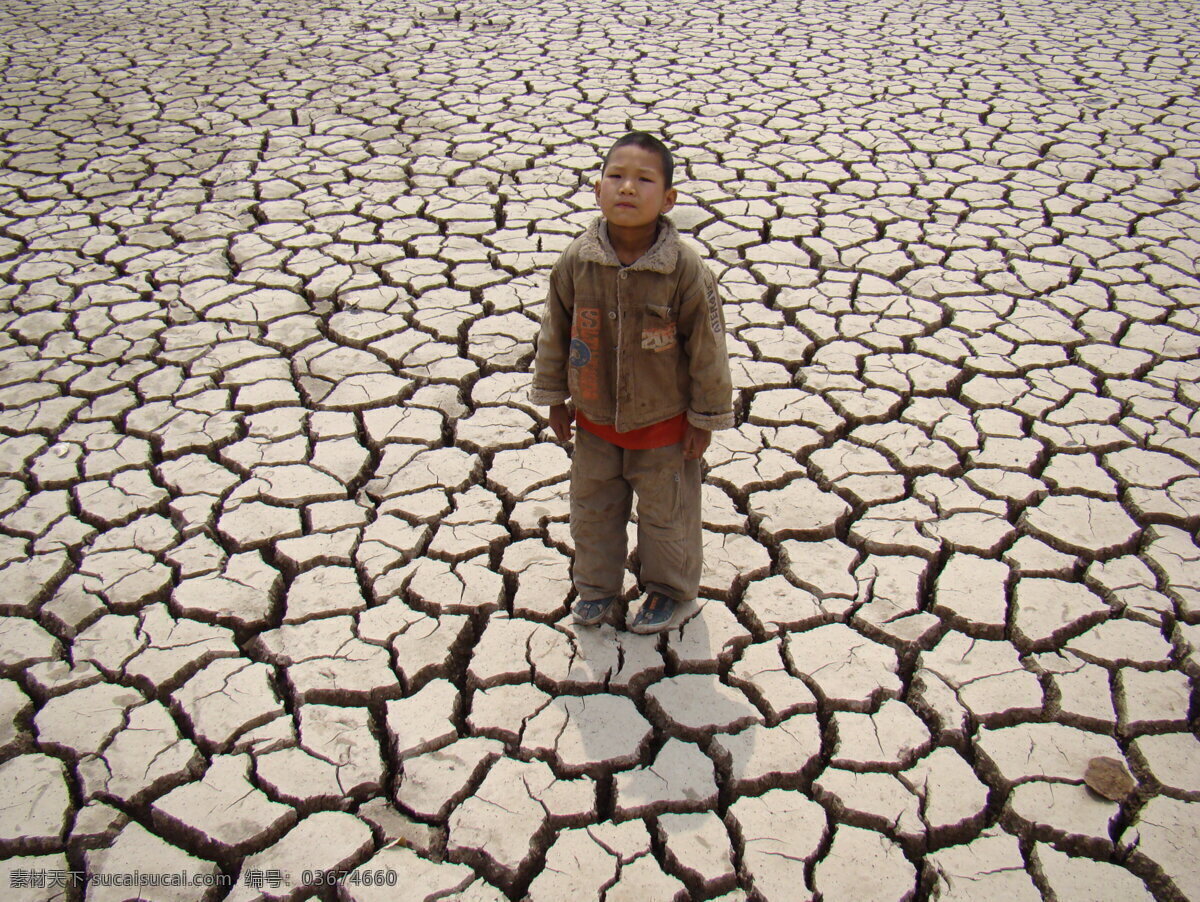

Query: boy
530,132,734,634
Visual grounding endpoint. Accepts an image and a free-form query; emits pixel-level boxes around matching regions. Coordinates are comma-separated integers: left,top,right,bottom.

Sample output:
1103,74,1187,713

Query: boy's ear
593,180,602,204
661,187,677,213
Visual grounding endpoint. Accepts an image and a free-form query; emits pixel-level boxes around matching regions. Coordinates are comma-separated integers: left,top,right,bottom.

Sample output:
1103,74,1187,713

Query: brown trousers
570,427,702,603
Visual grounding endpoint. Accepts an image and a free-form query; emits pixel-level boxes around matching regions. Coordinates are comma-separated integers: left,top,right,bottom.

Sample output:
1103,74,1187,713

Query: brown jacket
530,217,735,433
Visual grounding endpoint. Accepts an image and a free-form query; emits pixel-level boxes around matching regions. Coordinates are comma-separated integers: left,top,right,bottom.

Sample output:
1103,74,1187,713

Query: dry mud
0,0,1199,899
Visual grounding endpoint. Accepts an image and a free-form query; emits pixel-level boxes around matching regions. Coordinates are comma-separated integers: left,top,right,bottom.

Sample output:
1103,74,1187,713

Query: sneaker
628,592,679,634
572,596,615,626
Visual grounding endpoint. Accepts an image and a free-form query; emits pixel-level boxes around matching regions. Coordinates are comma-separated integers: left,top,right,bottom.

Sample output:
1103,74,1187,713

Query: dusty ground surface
1,0,1199,899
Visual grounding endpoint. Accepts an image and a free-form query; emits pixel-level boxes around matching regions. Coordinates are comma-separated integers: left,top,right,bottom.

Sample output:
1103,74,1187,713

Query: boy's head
595,131,677,229
603,131,674,187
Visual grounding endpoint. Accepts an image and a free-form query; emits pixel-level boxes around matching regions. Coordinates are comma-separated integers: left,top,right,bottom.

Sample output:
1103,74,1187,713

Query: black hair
602,131,674,188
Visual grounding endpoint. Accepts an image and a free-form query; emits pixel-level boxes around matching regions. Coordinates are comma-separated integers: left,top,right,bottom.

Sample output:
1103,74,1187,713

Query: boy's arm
530,264,573,410
677,264,735,433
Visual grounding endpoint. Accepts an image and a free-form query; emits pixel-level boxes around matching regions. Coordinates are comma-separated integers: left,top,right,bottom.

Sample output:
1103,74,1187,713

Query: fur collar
577,216,680,273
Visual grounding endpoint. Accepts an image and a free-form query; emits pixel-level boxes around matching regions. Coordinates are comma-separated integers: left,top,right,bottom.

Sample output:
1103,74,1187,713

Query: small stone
1084,756,1135,801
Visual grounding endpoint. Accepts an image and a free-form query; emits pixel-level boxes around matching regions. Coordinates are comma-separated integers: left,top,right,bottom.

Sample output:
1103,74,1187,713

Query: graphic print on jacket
571,306,602,401
641,303,677,352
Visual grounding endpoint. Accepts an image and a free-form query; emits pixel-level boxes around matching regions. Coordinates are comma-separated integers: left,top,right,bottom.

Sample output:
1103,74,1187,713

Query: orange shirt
577,411,687,450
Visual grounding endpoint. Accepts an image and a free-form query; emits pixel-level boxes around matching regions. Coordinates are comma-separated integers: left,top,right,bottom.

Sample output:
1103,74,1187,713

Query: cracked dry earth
1,0,1199,900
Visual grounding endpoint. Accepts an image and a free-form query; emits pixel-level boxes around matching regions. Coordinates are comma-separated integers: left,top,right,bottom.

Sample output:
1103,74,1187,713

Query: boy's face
594,145,677,230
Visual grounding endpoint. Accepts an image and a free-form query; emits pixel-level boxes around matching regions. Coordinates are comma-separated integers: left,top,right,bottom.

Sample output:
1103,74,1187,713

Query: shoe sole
628,619,675,634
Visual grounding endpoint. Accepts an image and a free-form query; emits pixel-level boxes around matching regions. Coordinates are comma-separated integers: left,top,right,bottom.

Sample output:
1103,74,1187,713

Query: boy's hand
549,404,573,442
683,424,710,460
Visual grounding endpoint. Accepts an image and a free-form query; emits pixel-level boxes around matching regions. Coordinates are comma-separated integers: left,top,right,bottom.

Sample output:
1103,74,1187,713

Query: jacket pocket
641,304,677,352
